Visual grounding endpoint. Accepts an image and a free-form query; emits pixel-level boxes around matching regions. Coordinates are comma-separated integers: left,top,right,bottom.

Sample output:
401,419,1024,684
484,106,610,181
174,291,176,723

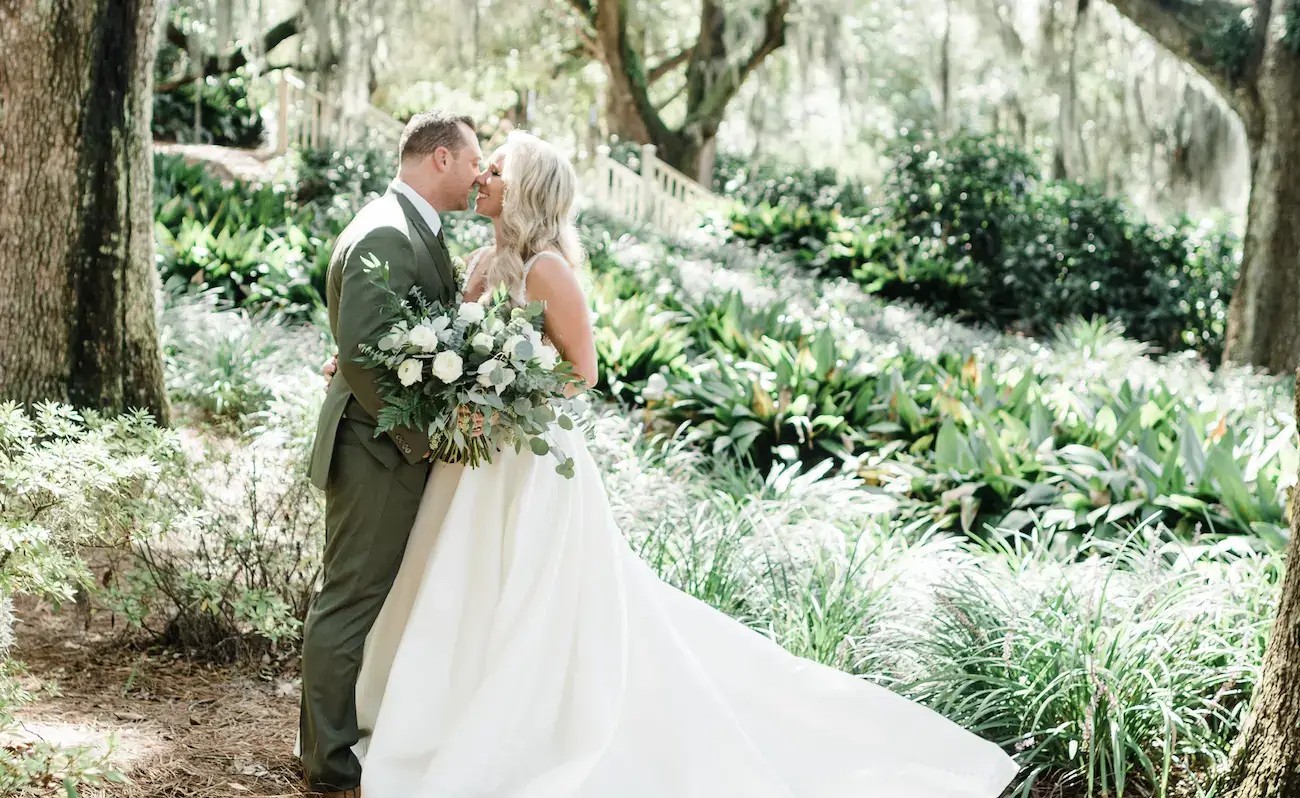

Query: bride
332,131,1019,797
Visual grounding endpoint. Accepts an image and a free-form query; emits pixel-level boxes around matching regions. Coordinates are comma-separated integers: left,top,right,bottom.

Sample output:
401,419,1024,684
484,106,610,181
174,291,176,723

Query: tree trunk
1223,30,1300,374
589,0,787,182
0,0,170,422
1224,376,1300,797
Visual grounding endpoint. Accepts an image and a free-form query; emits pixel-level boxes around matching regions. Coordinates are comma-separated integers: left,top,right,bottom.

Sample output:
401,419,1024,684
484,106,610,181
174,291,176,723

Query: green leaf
529,437,550,456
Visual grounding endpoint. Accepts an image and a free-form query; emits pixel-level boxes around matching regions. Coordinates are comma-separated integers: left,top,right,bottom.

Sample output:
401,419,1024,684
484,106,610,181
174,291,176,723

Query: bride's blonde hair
481,131,584,302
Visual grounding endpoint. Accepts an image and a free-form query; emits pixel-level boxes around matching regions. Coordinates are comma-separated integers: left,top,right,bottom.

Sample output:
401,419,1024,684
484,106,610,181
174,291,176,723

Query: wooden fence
588,144,719,237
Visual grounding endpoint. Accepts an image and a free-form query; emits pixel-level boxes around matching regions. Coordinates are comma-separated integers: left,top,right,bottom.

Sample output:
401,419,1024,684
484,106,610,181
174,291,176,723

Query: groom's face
438,123,484,212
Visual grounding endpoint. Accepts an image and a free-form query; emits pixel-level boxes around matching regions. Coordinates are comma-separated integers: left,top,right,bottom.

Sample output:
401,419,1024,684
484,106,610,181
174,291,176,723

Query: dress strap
522,250,565,277
464,248,491,286
518,251,565,304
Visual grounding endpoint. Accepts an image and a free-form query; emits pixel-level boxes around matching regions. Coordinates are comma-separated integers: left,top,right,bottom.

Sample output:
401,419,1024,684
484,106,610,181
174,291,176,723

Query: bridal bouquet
354,254,586,478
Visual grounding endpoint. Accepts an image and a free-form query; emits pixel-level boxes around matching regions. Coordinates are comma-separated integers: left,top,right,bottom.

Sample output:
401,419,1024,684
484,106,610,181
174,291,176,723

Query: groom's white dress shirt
390,178,443,236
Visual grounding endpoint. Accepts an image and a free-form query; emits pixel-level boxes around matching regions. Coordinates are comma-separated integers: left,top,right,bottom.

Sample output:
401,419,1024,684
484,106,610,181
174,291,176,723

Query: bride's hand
457,406,486,438
322,353,339,392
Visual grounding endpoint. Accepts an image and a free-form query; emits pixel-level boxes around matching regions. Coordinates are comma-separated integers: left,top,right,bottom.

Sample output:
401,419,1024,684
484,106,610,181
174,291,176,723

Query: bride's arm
524,255,597,393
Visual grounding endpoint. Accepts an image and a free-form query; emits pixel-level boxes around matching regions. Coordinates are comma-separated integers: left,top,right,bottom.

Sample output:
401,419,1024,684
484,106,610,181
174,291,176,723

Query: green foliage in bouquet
354,255,587,478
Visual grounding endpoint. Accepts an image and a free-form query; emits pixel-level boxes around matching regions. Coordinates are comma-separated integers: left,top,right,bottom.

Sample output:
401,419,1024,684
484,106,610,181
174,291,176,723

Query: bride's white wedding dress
350,254,1018,797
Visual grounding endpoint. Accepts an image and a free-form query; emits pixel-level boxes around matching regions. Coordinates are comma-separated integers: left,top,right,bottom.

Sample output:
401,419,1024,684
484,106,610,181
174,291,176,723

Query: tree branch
160,11,303,89
594,0,672,142
648,47,693,83
1104,0,1255,99
560,0,601,58
564,0,594,21
686,0,790,129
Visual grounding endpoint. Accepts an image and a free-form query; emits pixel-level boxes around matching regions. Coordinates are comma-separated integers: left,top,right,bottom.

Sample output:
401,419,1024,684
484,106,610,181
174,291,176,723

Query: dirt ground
9,597,307,798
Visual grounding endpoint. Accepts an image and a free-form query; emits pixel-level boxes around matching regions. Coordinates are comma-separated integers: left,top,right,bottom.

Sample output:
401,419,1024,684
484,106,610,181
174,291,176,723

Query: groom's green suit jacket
307,189,457,490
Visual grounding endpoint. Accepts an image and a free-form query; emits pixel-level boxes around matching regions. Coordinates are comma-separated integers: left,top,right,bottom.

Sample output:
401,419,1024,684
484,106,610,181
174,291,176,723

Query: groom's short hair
400,110,476,162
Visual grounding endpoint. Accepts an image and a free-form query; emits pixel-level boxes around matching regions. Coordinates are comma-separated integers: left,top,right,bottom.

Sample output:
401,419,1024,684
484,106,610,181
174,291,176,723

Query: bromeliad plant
580,213,1295,546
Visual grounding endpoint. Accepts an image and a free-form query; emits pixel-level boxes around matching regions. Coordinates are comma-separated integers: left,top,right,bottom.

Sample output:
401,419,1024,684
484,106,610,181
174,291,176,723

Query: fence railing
273,69,405,155
589,144,719,237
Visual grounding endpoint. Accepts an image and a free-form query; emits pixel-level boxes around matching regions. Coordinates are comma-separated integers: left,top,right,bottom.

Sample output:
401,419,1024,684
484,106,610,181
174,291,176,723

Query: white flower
501,334,529,360
397,358,423,386
378,331,403,352
431,350,464,382
484,316,506,335
471,332,495,353
643,373,669,400
407,324,439,352
536,344,559,371
458,302,487,324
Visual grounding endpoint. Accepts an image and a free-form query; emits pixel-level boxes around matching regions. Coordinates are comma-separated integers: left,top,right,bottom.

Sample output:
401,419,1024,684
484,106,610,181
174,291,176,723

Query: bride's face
474,155,508,219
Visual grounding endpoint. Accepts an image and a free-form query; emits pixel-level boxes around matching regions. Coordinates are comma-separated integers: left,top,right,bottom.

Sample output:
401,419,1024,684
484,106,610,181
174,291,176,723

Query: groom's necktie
436,228,448,255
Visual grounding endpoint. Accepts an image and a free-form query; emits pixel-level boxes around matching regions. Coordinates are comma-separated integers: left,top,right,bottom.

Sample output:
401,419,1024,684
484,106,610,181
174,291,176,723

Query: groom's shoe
301,780,361,798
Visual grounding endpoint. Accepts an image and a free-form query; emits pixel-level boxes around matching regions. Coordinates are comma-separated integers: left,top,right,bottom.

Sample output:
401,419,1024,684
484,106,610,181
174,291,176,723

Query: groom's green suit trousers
299,188,455,792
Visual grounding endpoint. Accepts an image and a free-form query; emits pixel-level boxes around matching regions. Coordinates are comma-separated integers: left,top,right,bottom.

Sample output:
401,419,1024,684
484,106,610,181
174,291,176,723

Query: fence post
640,143,657,226
595,145,611,207
275,71,290,155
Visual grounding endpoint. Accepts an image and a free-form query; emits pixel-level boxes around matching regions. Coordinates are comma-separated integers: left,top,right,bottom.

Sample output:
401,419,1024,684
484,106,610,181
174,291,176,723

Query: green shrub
583,213,1292,545
106,438,324,661
0,403,179,793
910,535,1272,796
152,66,264,147
712,152,871,214
161,291,331,424
727,133,1241,362
153,153,332,317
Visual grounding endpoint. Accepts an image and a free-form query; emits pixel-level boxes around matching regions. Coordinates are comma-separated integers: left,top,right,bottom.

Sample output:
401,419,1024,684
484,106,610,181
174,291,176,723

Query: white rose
407,324,439,352
471,332,495,353
643,372,668,400
397,358,423,386
458,302,487,324
536,344,559,371
431,350,464,382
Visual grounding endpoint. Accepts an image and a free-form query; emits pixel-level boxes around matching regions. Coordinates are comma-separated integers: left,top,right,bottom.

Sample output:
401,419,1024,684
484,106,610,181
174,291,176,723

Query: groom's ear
431,146,451,171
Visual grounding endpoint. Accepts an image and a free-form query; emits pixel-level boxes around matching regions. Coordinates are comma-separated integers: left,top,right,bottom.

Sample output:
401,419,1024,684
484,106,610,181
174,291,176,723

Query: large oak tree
0,0,170,421
1106,0,1300,373
1221,380,1300,798
564,0,791,181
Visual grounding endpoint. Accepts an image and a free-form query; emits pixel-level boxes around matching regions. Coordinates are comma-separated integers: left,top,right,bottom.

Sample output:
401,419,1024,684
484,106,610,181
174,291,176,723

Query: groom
301,109,483,797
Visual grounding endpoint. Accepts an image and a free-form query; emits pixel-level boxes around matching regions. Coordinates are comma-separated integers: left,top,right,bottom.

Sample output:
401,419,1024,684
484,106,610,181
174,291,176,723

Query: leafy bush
154,153,331,317
0,403,180,793
590,407,1276,796
161,291,331,425
712,152,871,214
106,437,324,661
727,133,1241,362
152,65,264,147
581,213,1293,546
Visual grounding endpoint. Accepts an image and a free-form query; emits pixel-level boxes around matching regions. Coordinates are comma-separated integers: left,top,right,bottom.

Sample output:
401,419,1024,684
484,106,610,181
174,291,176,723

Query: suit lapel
391,191,455,300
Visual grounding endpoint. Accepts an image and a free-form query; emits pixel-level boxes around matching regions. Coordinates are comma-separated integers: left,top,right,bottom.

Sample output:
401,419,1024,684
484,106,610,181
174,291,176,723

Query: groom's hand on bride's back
322,353,339,392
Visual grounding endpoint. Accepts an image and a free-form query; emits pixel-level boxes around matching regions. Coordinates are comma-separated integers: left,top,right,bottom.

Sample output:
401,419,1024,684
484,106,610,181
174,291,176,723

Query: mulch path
153,142,284,185
9,598,307,797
